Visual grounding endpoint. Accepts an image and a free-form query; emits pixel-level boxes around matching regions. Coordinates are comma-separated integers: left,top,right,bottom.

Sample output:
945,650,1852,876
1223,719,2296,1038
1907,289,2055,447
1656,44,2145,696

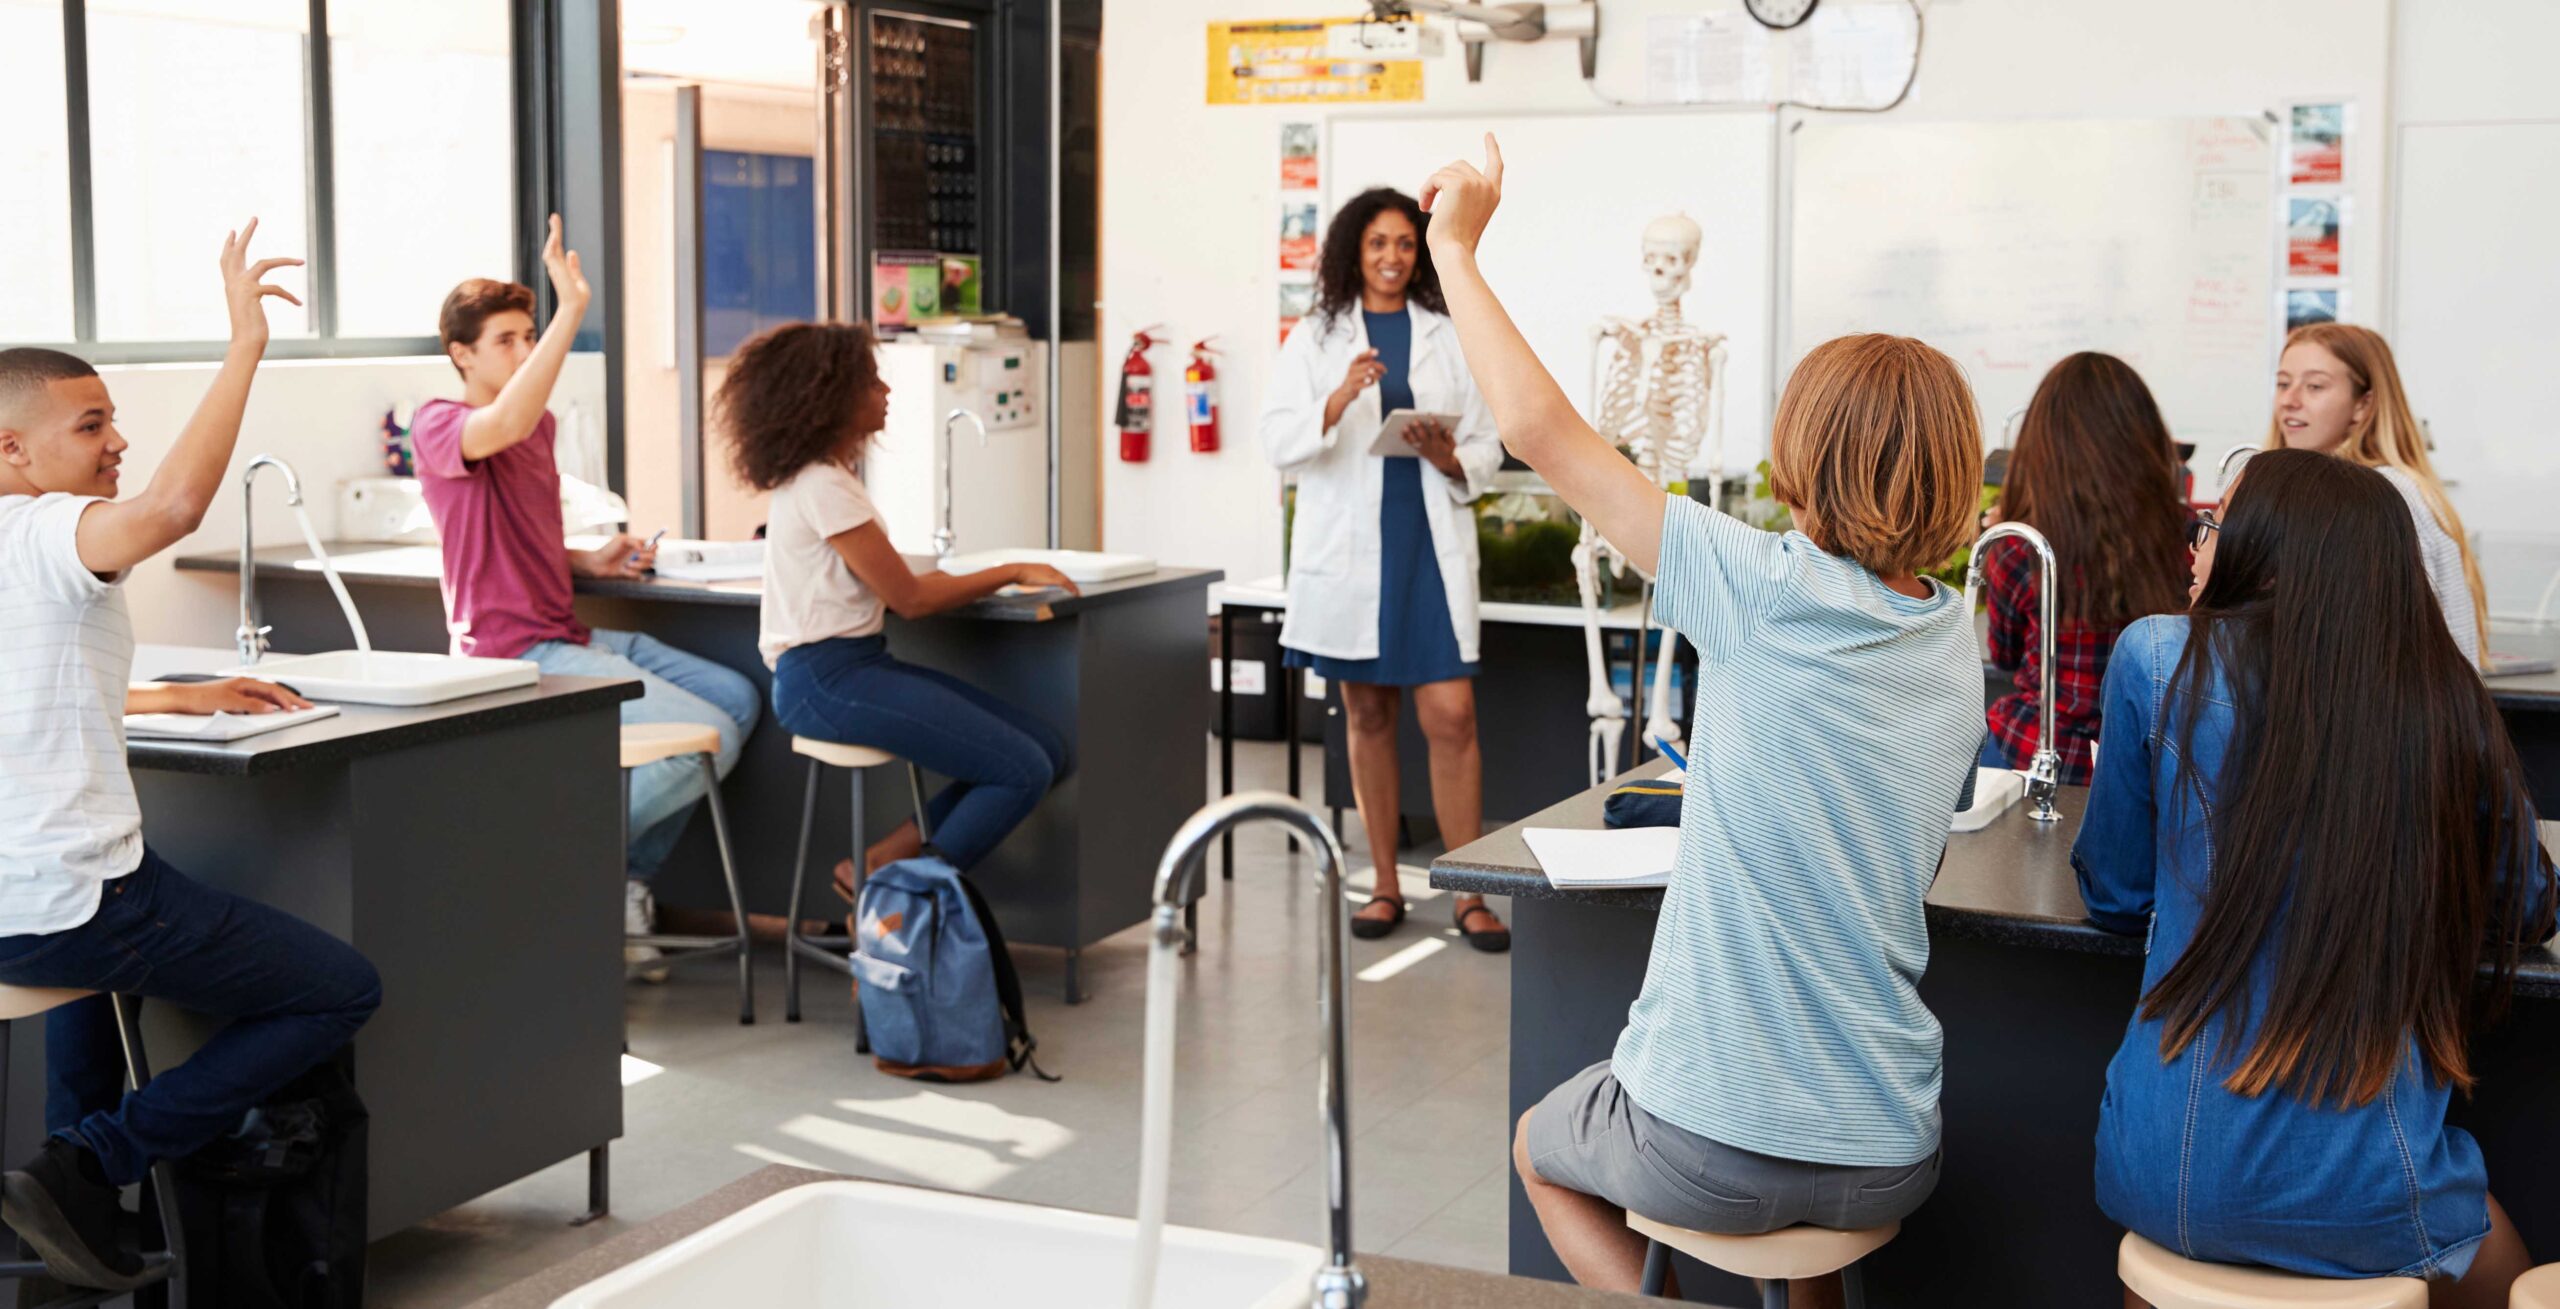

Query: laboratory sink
230,650,539,707
548,1181,1322,1308
938,548,1158,584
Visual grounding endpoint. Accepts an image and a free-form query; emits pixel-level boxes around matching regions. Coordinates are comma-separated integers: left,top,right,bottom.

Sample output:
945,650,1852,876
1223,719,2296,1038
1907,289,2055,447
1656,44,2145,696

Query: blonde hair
1767,334,1982,577
2266,323,2487,652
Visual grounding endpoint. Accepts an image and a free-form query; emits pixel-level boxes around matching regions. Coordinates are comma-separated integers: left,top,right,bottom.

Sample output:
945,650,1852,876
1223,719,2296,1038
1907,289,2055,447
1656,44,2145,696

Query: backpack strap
955,872,1060,1082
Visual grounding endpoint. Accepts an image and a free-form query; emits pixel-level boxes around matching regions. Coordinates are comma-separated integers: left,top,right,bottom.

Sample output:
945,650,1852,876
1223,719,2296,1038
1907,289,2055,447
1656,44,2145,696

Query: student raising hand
541,213,591,315
1419,133,1504,261
220,217,304,349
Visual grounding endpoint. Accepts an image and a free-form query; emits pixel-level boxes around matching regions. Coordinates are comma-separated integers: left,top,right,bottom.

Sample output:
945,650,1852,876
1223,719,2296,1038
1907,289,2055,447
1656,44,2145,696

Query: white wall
106,353,606,649
1099,0,2393,586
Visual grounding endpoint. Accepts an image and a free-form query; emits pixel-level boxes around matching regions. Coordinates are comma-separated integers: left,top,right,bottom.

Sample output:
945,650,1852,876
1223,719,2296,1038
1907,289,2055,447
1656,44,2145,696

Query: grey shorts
1522,1061,1941,1236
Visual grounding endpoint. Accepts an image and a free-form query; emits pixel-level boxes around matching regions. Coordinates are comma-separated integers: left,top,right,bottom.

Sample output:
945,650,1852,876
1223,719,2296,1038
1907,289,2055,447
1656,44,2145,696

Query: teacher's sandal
1455,901,1511,953
1349,896,1407,940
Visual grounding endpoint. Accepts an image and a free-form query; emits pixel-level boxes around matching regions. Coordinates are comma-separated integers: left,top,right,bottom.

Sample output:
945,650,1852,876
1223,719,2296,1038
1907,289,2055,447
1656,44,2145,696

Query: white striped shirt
2375,466,2481,669
1611,497,1980,1167
0,494,139,934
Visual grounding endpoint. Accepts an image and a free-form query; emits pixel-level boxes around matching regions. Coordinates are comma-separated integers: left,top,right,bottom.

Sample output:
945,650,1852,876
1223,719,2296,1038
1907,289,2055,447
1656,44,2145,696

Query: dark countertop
1432,760,2560,999
178,544,1221,624
464,1165,1653,1309
126,653,639,778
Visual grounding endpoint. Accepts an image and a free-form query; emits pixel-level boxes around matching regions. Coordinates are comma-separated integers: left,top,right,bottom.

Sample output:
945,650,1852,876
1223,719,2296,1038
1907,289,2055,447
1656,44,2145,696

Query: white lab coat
1261,304,1503,664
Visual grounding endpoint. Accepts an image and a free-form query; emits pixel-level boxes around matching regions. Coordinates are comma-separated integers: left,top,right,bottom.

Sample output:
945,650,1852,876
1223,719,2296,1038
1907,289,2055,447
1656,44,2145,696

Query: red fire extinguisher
1185,338,1221,453
1115,326,1162,462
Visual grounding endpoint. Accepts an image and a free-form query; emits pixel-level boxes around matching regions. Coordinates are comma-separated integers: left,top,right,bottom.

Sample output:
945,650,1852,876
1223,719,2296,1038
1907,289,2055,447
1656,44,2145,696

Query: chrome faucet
936,409,988,566
236,455,305,666
1145,793,1364,1309
1966,522,2063,822
2217,444,2257,493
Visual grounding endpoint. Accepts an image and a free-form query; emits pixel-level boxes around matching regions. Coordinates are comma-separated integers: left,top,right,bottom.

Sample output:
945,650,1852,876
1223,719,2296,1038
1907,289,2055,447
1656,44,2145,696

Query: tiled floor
370,738,1516,1307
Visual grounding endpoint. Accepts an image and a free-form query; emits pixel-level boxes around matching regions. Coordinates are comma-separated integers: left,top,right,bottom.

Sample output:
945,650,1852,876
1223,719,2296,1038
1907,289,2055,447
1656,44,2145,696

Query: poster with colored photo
2284,287,2341,333
2288,103,2345,185
1280,201,1320,272
1278,278,1316,346
1209,20,1423,106
2286,196,2341,277
1281,123,1320,190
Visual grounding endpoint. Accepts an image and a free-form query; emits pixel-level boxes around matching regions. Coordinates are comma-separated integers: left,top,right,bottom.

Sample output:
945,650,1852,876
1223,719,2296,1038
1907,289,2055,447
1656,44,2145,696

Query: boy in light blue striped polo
1420,132,1985,1303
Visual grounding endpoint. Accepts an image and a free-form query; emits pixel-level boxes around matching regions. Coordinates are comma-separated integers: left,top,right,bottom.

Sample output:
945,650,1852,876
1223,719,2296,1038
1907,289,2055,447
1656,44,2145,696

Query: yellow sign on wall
1207,20,1424,106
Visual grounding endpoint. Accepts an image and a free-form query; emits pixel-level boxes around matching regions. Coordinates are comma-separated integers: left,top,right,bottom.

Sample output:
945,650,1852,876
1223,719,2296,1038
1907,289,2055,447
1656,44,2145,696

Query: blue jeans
524,629,762,881
0,851,381,1187
771,636,1069,871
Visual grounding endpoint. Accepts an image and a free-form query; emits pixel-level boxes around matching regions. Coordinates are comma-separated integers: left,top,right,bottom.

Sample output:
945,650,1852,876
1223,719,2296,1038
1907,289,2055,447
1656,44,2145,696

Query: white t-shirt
0,493,141,934
759,459,888,667
2374,466,2481,669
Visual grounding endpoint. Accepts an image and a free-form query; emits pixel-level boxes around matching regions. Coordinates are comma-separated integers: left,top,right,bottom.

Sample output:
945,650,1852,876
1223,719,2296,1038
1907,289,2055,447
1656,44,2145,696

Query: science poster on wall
1279,122,1321,344
2284,287,2344,333
2286,195,2342,277
2286,103,2346,185
1208,20,1423,106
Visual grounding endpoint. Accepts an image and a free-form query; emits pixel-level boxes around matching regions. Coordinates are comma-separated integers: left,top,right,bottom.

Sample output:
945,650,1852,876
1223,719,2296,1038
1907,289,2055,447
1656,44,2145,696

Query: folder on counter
1522,826,1679,890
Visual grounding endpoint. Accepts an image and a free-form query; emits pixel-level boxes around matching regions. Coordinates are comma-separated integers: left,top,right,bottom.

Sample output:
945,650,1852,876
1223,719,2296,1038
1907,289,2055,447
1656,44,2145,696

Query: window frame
31,0,522,364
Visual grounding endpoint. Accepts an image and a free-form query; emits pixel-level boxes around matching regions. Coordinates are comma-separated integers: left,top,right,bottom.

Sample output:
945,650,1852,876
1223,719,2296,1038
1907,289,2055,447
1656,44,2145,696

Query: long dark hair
719,321,881,492
1994,353,2190,627
2144,449,2551,1105
1314,188,1444,324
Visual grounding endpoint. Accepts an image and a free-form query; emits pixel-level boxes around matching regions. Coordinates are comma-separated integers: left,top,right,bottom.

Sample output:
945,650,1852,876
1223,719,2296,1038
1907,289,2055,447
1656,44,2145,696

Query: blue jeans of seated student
0,850,381,1188
524,629,762,882
771,635,1070,872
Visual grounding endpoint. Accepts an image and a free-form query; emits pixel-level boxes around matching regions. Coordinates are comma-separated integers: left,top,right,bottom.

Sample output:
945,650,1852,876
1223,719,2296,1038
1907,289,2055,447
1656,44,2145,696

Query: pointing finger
1484,133,1504,187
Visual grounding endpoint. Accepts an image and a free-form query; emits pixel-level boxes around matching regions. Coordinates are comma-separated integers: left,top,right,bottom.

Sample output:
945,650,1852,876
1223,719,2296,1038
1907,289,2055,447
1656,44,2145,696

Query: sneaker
1,1137,148,1292
624,880,668,983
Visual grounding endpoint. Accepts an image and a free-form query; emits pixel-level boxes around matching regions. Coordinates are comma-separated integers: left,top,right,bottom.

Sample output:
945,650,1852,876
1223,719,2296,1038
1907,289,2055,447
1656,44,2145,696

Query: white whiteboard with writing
1328,109,1776,476
1788,116,2274,455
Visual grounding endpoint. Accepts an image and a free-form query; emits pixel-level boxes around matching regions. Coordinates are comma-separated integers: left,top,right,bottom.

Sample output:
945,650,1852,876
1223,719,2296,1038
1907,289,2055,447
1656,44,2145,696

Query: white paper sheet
124,704,340,742
1521,826,1680,890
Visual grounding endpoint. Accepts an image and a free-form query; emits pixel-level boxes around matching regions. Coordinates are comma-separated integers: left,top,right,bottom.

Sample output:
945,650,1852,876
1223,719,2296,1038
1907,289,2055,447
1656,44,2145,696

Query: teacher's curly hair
1314,188,1447,325
719,321,882,492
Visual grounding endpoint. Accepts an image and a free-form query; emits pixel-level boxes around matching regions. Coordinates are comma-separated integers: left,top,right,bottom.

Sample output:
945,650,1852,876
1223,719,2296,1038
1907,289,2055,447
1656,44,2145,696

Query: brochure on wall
2285,195,2343,277
2286,103,2347,185
1279,122,1321,345
2283,286,2344,333
2275,99,2352,343
1208,20,1423,106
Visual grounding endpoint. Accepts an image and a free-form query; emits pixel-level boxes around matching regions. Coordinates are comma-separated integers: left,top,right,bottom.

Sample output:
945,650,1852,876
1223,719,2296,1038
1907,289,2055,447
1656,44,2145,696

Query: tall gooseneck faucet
1132,793,1363,1309
2217,444,2257,494
936,409,988,566
236,455,305,666
1966,522,2063,822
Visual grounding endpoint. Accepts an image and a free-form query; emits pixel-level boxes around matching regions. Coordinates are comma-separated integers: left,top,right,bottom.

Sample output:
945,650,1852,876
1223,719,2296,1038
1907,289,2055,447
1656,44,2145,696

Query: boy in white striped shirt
0,224,379,1292
1424,139,1984,1305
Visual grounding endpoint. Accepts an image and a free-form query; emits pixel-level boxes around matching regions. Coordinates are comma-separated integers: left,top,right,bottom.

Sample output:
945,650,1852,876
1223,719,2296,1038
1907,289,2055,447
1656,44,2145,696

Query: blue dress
2073,614,2557,1280
1283,309,1479,688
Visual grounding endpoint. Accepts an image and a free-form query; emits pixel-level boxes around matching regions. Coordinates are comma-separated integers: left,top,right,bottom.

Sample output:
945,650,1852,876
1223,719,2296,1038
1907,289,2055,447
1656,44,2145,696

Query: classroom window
327,0,514,339
86,0,315,342
0,1,76,344
14,0,521,359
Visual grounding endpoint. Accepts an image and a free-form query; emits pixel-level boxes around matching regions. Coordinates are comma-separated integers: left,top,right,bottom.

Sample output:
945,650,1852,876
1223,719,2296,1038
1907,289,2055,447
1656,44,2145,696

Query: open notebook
1521,826,1679,890
124,705,340,743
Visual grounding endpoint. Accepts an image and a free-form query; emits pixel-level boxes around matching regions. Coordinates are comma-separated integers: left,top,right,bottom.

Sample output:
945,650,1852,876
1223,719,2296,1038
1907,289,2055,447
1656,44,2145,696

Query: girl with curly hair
724,321,1076,887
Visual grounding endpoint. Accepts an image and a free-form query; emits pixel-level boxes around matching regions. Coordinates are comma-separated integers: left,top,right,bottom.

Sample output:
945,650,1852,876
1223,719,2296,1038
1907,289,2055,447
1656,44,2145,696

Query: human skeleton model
1575,214,1730,784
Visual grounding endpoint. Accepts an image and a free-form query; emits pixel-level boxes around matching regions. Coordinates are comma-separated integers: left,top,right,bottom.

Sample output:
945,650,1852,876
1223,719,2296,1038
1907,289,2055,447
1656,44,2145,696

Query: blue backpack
852,856,1053,1082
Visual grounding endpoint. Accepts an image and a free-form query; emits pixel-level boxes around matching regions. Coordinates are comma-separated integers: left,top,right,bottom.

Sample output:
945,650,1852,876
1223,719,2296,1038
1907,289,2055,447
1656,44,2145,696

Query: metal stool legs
0,996,187,1307
622,755,755,1024
784,755,930,1041
1641,1238,1672,1297
1635,1238,1865,1308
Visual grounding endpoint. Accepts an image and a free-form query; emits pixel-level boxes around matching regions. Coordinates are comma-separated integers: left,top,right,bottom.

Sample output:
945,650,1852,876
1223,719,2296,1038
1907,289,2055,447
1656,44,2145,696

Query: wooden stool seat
0,985,95,1023
791,736,900,770
2118,1233,2427,1309
620,722,724,769
2511,1263,2560,1309
1630,1213,1898,1282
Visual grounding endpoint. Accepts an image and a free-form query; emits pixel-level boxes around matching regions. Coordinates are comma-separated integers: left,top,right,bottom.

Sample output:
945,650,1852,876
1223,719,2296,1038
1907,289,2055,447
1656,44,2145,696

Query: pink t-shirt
412,398,588,659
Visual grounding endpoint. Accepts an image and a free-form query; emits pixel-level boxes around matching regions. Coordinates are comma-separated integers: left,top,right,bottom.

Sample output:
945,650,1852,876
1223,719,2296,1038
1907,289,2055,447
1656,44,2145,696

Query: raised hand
1419,133,1505,260
219,218,303,349
541,213,591,313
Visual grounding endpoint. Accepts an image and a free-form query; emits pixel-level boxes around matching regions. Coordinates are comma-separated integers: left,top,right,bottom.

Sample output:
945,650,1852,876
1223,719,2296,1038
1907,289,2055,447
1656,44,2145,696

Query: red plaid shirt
1983,537,2124,787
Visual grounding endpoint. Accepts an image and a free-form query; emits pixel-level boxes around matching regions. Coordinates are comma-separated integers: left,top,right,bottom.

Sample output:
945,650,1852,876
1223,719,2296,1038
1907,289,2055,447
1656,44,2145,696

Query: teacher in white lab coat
1262,187,1509,952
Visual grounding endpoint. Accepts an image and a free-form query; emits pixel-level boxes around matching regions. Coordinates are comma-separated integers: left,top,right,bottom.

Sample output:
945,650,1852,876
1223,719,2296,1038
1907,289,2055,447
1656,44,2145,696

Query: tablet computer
1366,409,1460,458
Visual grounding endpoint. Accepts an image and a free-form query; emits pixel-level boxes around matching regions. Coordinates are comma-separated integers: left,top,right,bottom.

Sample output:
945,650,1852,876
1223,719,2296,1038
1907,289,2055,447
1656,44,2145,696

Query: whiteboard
2390,120,2560,579
1328,109,1776,478
1788,116,2275,458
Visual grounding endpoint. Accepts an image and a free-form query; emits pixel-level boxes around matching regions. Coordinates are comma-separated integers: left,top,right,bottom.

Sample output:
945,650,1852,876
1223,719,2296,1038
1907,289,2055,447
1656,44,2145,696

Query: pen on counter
1649,735,1689,771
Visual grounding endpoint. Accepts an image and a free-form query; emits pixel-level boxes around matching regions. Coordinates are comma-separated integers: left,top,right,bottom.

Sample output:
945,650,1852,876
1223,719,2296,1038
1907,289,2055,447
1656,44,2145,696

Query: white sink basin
939,548,1158,584
230,650,539,707
549,1181,1322,1308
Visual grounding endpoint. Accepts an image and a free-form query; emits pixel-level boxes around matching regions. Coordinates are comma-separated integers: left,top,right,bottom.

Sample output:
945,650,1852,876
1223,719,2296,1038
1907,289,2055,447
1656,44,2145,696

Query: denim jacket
2071,614,2556,1279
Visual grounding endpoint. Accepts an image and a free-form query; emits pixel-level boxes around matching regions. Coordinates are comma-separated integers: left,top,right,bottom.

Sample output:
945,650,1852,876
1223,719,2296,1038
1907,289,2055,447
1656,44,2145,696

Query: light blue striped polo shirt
1611,496,1981,1167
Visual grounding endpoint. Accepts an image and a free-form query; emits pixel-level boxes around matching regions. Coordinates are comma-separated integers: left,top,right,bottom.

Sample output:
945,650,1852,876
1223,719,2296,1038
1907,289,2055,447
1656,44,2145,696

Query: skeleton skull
1642,213,1703,308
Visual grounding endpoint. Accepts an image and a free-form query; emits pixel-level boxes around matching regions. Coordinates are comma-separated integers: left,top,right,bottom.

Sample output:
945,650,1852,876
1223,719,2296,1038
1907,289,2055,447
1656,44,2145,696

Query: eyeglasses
2185,511,2221,550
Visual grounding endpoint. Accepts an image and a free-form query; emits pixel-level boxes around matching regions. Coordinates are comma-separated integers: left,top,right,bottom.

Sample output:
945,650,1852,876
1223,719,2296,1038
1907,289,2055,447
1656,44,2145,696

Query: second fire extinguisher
1185,338,1220,453
1115,326,1162,462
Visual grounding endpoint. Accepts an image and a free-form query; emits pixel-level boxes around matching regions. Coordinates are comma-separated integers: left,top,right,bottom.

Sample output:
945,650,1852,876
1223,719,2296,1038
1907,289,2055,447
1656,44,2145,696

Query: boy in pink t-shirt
422,217,759,973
